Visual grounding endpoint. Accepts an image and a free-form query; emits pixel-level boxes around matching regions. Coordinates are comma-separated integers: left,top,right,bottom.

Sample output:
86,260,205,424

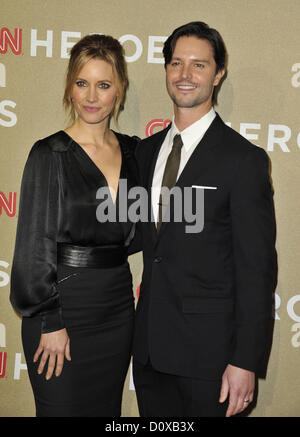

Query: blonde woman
10,34,140,417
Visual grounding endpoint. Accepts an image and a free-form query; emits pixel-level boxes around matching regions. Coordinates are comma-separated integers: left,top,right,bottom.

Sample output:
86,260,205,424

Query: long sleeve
229,146,277,372
127,221,143,255
10,140,64,333
120,132,143,255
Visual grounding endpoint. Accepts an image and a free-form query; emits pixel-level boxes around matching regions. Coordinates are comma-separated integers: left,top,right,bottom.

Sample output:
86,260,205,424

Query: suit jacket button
154,256,162,263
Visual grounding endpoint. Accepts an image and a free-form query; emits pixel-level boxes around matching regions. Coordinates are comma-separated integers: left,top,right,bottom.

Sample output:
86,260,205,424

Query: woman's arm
10,140,70,379
10,140,64,331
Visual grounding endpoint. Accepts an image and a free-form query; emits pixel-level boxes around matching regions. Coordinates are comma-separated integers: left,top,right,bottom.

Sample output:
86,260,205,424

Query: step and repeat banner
1,0,300,417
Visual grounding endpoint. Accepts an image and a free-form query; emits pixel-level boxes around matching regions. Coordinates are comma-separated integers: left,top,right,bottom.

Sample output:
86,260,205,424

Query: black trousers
133,359,228,417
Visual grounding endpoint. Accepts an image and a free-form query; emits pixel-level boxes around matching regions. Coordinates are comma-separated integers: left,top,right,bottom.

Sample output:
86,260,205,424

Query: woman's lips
83,106,100,112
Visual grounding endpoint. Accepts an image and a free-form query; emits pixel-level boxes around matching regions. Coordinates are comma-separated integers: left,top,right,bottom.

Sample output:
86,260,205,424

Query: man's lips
175,83,198,91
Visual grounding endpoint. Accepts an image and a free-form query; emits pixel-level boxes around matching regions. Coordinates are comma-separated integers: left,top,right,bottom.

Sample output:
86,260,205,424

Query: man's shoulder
140,124,170,145
216,114,267,159
136,125,170,158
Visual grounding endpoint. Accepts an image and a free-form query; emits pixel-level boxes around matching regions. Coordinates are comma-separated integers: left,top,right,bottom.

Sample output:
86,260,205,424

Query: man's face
166,36,225,111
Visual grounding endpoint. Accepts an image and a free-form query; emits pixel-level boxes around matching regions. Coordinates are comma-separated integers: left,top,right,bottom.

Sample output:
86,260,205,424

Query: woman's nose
87,86,97,102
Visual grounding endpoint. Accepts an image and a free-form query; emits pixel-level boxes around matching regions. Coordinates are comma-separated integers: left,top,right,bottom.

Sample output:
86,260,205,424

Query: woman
10,34,140,417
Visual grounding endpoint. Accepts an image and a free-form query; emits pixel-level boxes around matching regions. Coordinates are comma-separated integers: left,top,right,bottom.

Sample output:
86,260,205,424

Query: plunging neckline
60,130,123,204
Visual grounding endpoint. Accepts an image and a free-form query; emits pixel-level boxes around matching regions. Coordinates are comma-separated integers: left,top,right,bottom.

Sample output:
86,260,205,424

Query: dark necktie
157,134,183,232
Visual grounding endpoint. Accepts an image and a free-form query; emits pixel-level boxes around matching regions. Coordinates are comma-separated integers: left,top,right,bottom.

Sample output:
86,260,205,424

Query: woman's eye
75,80,86,87
75,81,110,89
99,83,110,89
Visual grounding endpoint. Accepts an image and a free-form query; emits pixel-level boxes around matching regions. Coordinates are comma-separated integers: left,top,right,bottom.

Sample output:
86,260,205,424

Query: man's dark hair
163,21,227,73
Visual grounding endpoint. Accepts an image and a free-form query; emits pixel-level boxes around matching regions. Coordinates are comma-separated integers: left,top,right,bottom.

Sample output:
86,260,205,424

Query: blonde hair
63,34,128,126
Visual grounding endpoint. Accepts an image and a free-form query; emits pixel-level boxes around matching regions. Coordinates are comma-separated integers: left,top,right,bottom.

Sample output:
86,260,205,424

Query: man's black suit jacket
133,113,277,380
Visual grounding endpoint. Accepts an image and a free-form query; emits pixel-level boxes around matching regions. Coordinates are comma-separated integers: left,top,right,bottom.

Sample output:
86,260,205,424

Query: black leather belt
57,243,128,268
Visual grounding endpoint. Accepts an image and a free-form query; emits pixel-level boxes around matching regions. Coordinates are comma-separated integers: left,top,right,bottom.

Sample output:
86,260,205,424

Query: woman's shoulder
24,131,72,171
32,130,74,153
113,131,141,154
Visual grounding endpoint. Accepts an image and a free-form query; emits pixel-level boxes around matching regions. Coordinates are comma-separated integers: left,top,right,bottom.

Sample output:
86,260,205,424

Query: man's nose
181,64,192,80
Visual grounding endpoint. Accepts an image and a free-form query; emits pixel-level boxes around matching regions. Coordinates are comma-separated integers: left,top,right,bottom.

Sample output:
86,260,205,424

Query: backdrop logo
0,323,5,347
0,63,5,87
291,63,300,87
0,28,22,55
145,119,300,151
146,119,171,137
1,27,167,63
0,352,7,378
0,324,6,378
0,322,28,380
0,260,10,287
0,192,17,217
0,63,18,126
29,30,166,62
275,293,300,348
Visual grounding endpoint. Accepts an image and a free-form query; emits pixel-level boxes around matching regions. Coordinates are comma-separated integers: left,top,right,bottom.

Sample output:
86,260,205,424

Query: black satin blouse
10,130,139,333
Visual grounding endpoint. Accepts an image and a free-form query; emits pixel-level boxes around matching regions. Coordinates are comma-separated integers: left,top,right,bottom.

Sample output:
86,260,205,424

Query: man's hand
33,328,71,380
219,364,255,417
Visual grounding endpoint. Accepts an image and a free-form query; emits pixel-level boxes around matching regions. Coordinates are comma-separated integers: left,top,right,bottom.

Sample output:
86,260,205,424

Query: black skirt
22,263,134,417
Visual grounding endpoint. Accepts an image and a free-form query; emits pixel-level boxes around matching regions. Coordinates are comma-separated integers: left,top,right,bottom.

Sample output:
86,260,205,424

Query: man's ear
213,68,226,87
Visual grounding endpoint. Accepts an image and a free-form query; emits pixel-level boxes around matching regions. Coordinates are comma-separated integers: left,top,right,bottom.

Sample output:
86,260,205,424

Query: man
133,22,277,417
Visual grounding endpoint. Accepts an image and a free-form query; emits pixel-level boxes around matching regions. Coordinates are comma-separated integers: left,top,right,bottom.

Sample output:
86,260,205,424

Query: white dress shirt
151,108,216,224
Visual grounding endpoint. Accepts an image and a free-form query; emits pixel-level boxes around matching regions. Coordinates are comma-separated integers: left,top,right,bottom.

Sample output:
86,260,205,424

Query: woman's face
71,58,118,126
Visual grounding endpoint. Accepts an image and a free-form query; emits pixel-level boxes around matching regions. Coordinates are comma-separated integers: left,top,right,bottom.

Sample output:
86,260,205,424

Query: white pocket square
192,185,217,190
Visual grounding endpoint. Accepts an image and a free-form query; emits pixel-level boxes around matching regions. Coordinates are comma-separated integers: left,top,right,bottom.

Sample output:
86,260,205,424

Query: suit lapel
156,114,224,238
176,114,223,188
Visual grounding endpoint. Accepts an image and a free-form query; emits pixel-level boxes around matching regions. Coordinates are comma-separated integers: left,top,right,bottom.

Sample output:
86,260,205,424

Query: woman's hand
33,328,71,380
